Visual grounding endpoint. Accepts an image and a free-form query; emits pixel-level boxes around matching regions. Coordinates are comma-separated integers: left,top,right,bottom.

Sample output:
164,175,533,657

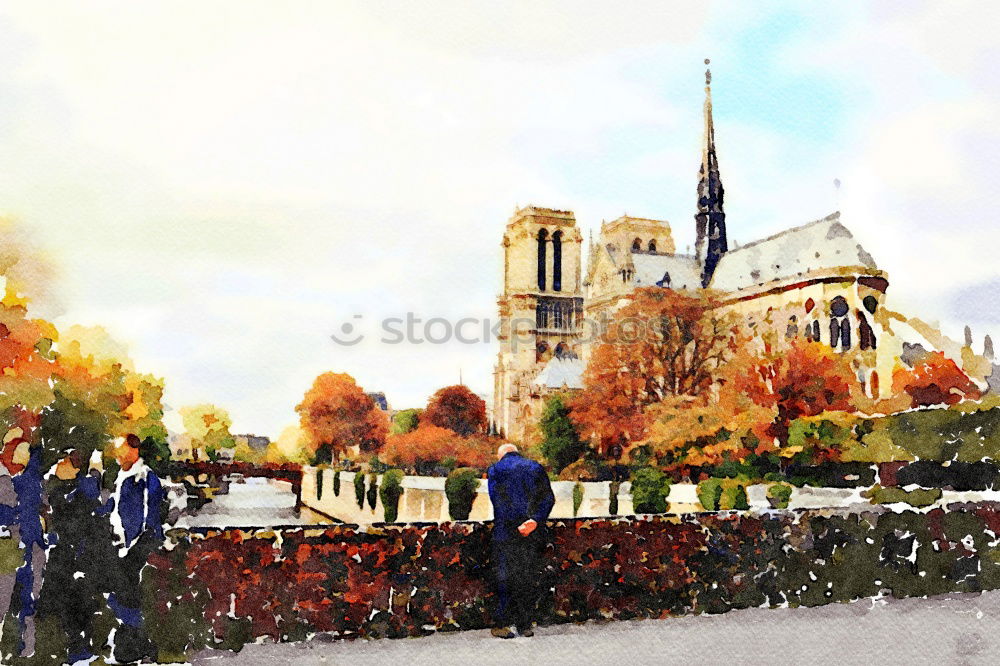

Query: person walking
107,434,164,664
486,443,554,639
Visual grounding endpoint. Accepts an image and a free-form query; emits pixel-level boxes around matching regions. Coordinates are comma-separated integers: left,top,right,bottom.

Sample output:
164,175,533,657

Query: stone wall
299,467,639,523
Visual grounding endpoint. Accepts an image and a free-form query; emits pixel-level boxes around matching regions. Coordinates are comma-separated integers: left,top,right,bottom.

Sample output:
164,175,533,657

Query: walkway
193,589,1000,665
176,478,309,528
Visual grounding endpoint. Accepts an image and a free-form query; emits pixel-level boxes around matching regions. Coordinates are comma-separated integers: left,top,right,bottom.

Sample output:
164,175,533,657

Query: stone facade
492,207,584,441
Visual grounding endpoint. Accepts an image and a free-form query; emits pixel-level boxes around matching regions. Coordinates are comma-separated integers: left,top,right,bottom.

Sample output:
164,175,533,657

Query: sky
1,1,999,437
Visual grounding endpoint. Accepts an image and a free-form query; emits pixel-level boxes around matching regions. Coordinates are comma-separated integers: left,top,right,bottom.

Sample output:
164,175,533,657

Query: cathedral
492,64,976,442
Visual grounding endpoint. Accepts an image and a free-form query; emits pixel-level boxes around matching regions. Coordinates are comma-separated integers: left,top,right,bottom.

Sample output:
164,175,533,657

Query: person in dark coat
486,443,554,638
0,430,46,660
37,450,115,664
107,434,164,664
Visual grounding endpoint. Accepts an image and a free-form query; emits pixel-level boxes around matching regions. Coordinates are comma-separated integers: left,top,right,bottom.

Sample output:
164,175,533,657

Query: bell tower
493,206,583,440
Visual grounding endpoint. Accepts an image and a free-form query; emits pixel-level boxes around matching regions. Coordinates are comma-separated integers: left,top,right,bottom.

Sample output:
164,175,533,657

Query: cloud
0,3,997,434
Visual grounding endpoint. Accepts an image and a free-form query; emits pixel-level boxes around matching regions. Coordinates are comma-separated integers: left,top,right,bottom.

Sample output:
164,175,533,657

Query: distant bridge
166,461,303,510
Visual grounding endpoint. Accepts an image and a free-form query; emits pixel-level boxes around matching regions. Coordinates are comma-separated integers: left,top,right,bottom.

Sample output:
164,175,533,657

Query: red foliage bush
892,351,981,408
380,425,495,471
146,502,1000,653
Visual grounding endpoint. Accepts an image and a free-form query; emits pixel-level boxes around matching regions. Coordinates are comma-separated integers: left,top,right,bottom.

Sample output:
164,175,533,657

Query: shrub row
696,479,750,510
144,502,1000,658
864,484,943,508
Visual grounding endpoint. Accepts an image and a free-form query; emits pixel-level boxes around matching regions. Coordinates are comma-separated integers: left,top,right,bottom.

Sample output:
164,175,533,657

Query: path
192,589,1000,665
176,478,309,528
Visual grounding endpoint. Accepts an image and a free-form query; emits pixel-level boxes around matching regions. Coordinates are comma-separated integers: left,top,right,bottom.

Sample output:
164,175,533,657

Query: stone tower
493,206,584,440
694,59,728,287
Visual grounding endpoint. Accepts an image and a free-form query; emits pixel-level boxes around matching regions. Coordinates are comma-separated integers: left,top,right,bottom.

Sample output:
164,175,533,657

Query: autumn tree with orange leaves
722,337,860,448
570,288,739,458
423,385,487,437
892,351,981,408
380,424,495,474
296,372,388,463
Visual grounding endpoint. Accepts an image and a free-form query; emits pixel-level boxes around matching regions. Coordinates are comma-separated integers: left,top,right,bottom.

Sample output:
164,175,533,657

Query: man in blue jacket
486,443,554,639
107,434,164,664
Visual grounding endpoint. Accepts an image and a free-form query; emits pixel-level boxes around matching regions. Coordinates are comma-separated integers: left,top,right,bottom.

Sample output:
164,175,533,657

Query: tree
892,351,981,408
50,325,171,476
121,372,170,473
571,288,739,458
264,425,312,465
723,338,859,447
390,408,421,435
180,403,236,462
0,303,57,413
785,413,855,464
538,395,585,473
641,394,776,468
380,424,494,473
233,436,263,465
0,229,169,482
423,385,487,437
630,466,671,514
296,372,388,463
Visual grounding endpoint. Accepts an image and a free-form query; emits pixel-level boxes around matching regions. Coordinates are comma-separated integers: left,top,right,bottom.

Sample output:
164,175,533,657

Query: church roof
631,253,701,290
708,212,877,292
532,356,585,390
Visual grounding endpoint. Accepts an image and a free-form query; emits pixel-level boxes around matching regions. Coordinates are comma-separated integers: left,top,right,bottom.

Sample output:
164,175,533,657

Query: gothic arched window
786,315,799,340
647,239,657,252
552,230,563,292
863,295,878,314
829,296,850,350
537,229,548,291
858,311,876,350
632,238,642,252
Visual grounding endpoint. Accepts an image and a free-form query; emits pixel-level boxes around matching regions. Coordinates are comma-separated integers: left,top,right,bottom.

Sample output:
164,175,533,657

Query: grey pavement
191,590,1000,666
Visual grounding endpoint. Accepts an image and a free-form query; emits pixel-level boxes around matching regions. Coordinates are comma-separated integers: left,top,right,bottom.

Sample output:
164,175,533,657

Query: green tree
180,403,236,461
390,408,421,435
539,395,585,474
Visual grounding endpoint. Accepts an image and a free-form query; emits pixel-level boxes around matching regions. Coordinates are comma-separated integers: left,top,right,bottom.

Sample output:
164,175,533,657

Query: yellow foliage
58,325,135,377
265,425,311,465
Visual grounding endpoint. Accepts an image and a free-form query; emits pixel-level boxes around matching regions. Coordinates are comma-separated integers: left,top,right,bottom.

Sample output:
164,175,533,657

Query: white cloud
0,2,997,434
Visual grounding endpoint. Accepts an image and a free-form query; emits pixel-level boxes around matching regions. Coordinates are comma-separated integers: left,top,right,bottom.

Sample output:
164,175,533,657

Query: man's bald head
496,443,518,460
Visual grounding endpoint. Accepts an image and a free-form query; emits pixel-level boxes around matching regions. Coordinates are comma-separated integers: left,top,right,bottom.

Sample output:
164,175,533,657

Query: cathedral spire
694,58,728,288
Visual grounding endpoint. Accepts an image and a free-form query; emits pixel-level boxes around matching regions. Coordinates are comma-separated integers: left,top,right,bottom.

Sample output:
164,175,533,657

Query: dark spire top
694,58,728,288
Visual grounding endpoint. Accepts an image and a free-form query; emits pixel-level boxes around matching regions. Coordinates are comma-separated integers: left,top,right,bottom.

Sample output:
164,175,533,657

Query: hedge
766,483,793,509
630,467,671,514
144,502,1000,658
445,468,480,520
864,484,943,508
379,470,405,523
572,481,584,517
697,478,749,510
353,472,366,509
